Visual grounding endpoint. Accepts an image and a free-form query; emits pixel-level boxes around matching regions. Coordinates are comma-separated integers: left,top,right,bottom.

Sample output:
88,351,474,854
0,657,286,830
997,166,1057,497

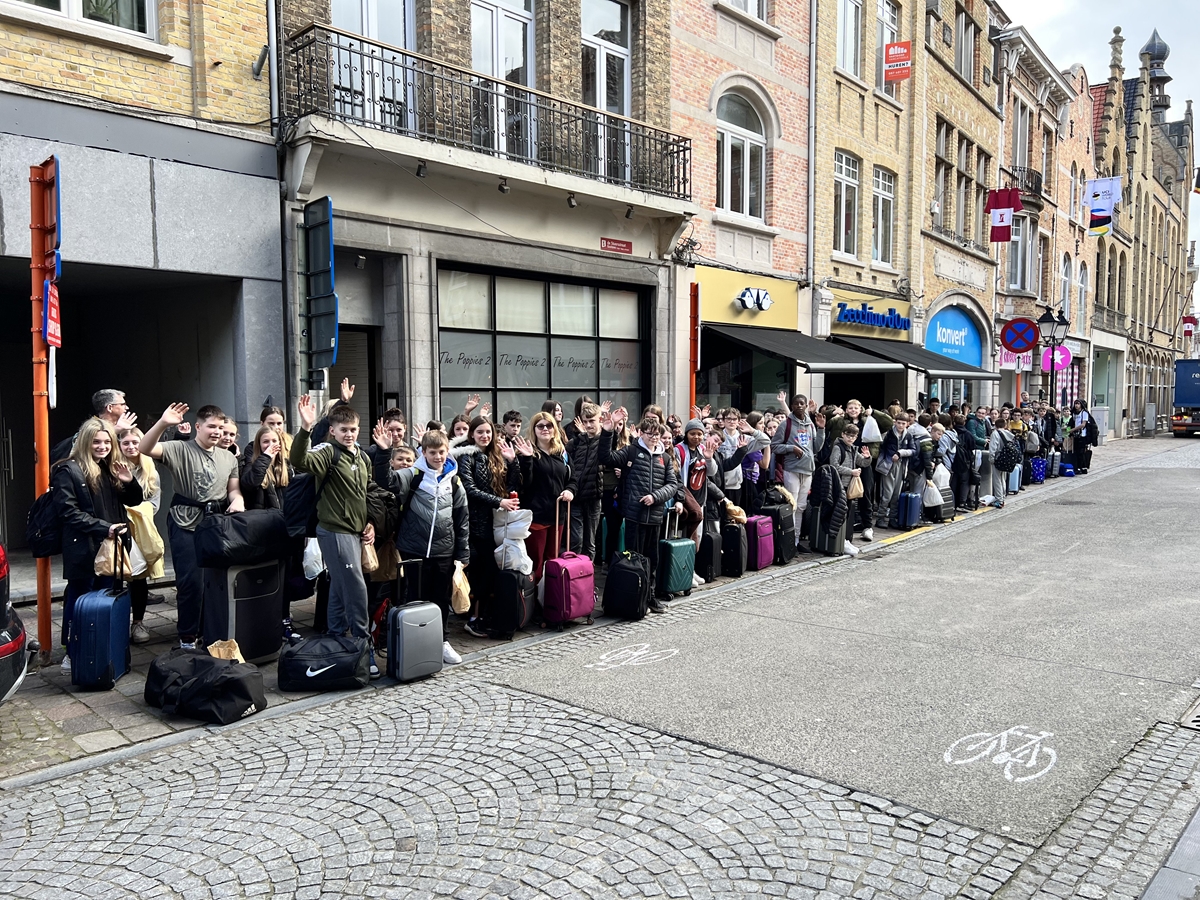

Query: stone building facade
0,0,282,549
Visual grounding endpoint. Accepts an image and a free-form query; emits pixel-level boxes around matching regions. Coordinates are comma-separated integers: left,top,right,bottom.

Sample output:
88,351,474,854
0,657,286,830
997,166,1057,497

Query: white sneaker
442,642,462,665
692,571,704,587
861,528,874,542
60,655,71,674
843,541,860,557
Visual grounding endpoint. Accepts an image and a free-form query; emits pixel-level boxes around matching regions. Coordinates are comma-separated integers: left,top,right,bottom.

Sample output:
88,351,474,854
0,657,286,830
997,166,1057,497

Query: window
1076,263,1088,326
872,167,895,265
471,0,534,154
1060,254,1072,308
1007,218,1027,289
833,150,860,256
728,0,766,20
581,0,631,116
875,0,899,96
1036,234,1048,298
975,152,989,244
1069,163,1078,218
20,0,153,33
934,119,951,228
333,0,411,45
1079,170,1087,221
953,8,975,82
1012,98,1030,168
1040,128,1053,190
715,93,766,220
837,0,863,77
955,137,972,237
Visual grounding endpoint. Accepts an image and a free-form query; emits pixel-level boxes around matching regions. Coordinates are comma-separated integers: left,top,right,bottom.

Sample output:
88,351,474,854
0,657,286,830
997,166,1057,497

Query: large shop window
437,270,643,423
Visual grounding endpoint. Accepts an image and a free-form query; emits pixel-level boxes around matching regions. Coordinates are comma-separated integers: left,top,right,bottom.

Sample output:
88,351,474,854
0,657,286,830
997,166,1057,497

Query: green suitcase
657,506,695,597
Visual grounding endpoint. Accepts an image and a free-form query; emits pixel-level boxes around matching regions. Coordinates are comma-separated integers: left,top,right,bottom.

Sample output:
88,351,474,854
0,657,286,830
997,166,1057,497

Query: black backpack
993,435,1021,473
365,481,399,543
26,488,61,558
1084,416,1099,446
282,443,345,538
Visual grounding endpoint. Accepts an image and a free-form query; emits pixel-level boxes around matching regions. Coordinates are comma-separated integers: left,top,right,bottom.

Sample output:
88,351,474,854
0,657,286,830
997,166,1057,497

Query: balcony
928,222,988,255
1009,166,1044,212
284,24,692,201
1092,303,1126,334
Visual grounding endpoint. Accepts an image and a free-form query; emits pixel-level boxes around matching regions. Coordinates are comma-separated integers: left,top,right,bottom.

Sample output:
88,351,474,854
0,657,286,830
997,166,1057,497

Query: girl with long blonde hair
514,410,575,585
118,427,163,644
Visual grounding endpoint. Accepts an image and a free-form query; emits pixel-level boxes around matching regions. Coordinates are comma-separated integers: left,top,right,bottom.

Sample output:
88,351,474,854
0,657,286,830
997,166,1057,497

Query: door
581,0,632,182
470,0,534,159
330,0,415,130
329,328,377,428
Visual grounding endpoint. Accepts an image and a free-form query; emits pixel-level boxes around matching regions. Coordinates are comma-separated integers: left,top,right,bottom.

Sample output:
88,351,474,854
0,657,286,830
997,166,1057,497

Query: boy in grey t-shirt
141,403,243,647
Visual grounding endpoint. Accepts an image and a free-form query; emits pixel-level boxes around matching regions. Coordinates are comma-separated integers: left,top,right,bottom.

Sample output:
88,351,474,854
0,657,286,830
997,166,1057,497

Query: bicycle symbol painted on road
585,643,679,671
944,725,1058,783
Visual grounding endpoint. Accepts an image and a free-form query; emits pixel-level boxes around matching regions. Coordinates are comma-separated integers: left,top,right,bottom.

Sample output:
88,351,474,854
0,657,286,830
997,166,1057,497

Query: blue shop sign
834,302,910,331
925,307,982,367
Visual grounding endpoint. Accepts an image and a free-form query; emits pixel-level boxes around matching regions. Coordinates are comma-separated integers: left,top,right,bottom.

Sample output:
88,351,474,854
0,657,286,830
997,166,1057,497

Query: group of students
47,382,1098,678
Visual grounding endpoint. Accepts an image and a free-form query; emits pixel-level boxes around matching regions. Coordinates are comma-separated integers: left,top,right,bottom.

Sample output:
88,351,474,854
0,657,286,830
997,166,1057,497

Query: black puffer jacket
808,464,848,541
566,431,603,502
239,453,288,511
598,431,679,526
517,450,577,526
457,445,520,540
52,460,144,581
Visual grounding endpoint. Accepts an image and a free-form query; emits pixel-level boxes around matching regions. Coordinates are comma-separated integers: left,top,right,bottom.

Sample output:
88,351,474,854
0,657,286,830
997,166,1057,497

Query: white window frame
975,152,989,244
1041,127,1053,189
1060,254,1072,308
581,0,632,116
332,0,415,47
1012,98,1030,168
727,0,766,21
875,0,899,96
1069,163,1078,219
953,8,975,82
1008,217,1027,290
837,0,863,77
18,0,159,36
872,166,895,265
581,0,632,183
1076,263,1088,326
716,96,767,221
833,150,861,257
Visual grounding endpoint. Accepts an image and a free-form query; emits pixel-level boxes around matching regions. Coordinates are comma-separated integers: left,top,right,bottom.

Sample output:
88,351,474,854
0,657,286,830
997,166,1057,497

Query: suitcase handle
554,498,572,556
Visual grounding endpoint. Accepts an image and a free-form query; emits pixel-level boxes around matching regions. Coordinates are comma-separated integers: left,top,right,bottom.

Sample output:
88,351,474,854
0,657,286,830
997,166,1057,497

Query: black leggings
130,580,149,622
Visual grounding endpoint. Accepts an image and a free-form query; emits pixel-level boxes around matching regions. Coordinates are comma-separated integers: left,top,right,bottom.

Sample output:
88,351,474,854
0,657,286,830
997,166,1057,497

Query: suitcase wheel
586,616,594,625
684,589,692,596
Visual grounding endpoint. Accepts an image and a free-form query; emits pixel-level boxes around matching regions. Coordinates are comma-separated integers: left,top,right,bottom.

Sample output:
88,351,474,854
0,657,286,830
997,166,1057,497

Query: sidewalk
0,434,1177,783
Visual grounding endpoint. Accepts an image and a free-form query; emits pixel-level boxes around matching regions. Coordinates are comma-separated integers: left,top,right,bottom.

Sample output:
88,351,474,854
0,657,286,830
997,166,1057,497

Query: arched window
1061,254,1072,308
716,93,766,220
1076,262,1088,326
1069,163,1078,218
1079,170,1087,220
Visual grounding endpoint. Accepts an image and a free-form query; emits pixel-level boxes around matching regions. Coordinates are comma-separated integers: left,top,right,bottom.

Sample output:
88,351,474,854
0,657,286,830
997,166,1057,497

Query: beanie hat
685,418,704,434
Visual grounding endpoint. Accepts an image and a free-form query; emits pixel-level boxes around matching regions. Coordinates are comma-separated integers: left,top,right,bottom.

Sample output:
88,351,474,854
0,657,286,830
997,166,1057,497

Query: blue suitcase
897,492,922,530
1007,466,1022,494
70,586,132,690
1030,457,1047,484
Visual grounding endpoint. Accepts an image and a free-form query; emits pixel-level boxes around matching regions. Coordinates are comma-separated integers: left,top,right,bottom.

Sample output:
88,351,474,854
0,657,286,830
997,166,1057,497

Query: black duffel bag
277,634,370,692
145,648,267,725
194,509,291,568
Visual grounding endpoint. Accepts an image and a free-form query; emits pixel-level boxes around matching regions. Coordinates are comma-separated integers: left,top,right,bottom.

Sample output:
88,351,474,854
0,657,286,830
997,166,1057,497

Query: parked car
0,542,36,706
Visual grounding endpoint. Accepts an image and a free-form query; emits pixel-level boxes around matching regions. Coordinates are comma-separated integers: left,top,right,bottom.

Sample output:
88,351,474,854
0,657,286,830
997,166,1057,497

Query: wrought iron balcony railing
929,222,988,254
285,24,692,201
1009,166,1043,198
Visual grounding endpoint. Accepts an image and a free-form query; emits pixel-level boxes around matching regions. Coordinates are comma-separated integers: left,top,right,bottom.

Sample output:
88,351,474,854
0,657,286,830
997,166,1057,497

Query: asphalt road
504,442,1200,843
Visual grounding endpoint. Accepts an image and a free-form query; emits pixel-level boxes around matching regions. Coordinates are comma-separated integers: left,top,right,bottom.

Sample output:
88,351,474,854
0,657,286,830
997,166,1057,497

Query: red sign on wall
884,42,912,82
43,280,61,348
600,237,633,254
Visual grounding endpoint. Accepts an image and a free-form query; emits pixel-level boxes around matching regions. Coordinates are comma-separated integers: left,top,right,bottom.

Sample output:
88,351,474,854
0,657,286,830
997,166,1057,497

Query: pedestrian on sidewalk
876,413,911,528
829,424,872,544
53,418,145,671
771,393,823,543
514,411,575,586
117,426,161,645
566,402,606,562
140,403,242,649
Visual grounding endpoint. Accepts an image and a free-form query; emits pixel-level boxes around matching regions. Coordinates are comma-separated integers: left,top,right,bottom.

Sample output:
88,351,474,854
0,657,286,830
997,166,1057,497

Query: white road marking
945,725,1057,783
585,643,680,671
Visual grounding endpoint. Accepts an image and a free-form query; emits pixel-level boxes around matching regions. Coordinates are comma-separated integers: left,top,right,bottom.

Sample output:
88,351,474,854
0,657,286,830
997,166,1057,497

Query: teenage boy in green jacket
291,395,379,677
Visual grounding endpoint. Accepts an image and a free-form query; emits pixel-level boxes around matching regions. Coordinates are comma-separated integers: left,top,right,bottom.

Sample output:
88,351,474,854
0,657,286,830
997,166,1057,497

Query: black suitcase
925,486,957,523
809,505,847,556
721,522,748,577
603,551,651,620
201,560,285,663
760,503,796,565
277,634,370,692
695,531,721,583
491,569,536,638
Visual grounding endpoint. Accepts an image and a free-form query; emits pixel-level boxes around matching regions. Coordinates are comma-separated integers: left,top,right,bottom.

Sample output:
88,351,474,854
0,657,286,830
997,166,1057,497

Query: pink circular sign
1041,345,1073,372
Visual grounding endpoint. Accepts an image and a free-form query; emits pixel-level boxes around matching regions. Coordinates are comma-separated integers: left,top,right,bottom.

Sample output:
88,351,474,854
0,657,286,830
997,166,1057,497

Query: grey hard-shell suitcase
387,602,443,682
1047,450,1062,477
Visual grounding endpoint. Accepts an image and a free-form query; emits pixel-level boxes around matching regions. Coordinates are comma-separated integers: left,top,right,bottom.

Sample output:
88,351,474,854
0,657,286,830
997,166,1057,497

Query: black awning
831,335,1002,381
704,324,904,373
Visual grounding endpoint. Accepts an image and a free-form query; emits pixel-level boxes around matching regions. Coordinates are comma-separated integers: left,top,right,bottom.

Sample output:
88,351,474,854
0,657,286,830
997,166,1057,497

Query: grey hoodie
770,413,823,476
718,427,769,490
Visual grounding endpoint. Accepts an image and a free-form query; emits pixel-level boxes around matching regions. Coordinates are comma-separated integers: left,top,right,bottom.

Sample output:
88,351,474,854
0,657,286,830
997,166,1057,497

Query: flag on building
984,188,1023,242
1086,176,1122,237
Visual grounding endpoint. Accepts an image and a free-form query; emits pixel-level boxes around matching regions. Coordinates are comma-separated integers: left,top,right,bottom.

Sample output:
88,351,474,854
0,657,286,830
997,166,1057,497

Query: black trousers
405,556,456,632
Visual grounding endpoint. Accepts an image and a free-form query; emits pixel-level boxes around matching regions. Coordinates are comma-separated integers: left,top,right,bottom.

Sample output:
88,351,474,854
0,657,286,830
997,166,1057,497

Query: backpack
1084,416,1098,446
993,434,1021,473
26,487,62,558
1024,429,1040,453
365,481,399,543
282,443,344,539
953,432,975,473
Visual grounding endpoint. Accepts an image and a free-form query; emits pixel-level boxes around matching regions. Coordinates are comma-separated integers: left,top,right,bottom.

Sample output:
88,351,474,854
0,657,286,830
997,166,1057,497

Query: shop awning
831,335,1002,381
705,324,904,373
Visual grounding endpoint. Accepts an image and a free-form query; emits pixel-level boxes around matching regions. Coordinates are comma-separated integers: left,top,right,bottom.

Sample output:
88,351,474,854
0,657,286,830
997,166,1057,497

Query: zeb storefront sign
835,302,910,332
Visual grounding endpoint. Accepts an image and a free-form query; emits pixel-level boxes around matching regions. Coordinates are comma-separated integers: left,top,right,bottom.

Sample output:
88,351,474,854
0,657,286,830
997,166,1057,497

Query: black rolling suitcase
695,531,721,583
925,486,957,523
604,551,652,620
809,505,847,556
760,502,796,565
491,569,536,638
721,522,748,577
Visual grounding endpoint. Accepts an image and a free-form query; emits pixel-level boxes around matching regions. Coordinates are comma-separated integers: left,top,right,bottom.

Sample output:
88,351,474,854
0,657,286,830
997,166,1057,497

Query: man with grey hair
771,393,823,548
51,388,191,463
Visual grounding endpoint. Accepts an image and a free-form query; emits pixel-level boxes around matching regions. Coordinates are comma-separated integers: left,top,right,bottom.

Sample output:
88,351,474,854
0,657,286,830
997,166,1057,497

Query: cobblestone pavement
3,436,1199,899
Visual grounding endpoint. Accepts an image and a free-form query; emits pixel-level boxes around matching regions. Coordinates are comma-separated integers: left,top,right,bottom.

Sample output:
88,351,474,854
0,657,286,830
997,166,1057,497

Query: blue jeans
168,518,202,643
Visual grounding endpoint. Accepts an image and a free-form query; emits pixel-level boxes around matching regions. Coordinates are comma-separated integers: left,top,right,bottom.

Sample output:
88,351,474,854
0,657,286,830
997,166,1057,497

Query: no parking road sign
1000,317,1039,354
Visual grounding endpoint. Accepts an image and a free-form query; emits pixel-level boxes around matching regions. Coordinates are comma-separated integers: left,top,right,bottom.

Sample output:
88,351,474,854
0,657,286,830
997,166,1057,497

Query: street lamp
1038,309,1070,411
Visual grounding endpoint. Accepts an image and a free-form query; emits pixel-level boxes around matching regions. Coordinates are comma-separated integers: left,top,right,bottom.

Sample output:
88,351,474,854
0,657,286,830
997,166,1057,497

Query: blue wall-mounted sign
925,307,982,367
835,302,910,331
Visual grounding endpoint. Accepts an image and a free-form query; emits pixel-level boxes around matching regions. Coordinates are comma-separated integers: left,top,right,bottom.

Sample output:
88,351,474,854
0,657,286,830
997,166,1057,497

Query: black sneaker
648,598,668,614
463,619,488,638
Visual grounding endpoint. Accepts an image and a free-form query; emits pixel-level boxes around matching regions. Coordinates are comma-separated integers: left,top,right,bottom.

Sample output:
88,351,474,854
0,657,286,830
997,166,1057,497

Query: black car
0,542,34,705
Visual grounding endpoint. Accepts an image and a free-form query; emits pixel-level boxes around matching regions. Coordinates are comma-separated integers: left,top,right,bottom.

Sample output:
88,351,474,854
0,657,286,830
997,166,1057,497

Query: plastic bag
361,542,379,574
860,416,882,443
125,502,165,576
932,464,951,490
302,537,325,580
846,475,864,500
492,507,533,544
207,639,246,664
94,534,146,579
922,482,943,507
451,561,470,614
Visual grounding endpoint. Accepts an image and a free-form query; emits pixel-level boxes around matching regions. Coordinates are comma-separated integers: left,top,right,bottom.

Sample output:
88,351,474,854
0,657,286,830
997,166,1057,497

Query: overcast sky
997,0,1199,248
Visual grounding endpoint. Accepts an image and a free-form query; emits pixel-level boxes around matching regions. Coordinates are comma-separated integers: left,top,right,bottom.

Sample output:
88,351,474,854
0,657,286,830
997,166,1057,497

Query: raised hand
600,400,613,414
159,403,188,427
701,434,720,459
412,422,426,441
297,394,317,431
480,402,492,418
464,394,480,414
116,411,138,431
176,421,192,435
499,439,516,462
573,416,584,434
372,419,392,450
736,419,753,434
702,404,712,417
814,412,826,429
738,434,749,449
340,378,355,402
113,460,133,483
777,390,788,409
513,435,534,457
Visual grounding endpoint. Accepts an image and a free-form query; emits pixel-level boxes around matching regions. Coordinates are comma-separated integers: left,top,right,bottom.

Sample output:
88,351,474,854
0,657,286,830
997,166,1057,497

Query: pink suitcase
543,502,596,627
745,515,775,571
